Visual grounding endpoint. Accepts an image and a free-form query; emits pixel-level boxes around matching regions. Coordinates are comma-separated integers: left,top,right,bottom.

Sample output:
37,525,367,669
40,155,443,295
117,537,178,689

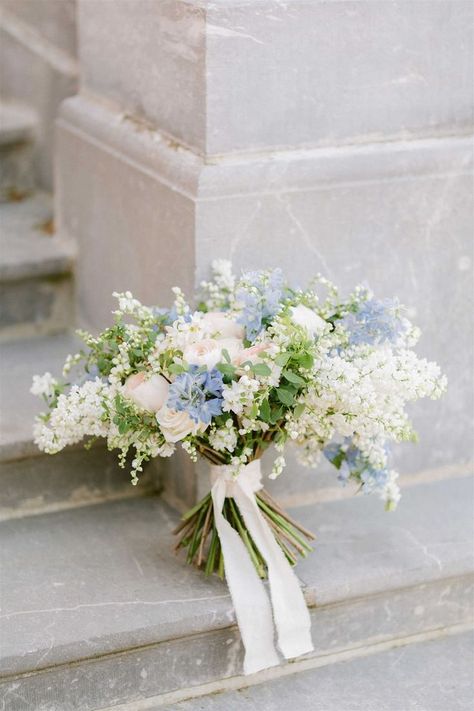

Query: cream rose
183,338,243,370
291,305,326,337
123,372,169,412
201,312,245,340
156,406,202,443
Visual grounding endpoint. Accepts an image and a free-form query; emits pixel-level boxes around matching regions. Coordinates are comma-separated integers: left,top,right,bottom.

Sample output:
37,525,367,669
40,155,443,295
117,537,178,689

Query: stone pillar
56,0,473,507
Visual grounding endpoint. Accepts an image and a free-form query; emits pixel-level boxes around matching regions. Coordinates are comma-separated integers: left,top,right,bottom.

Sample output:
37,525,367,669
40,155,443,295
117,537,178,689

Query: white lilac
209,419,238,453
30,372,58,399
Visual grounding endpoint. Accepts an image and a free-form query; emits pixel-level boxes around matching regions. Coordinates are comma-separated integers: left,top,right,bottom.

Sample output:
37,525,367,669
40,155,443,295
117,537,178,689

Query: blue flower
342,298,407,347
236,269,284,341
324,437,390,492
167,366,224,425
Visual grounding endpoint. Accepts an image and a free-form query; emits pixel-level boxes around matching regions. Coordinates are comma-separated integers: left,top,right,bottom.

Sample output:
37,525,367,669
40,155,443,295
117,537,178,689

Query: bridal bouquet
31,260,446,673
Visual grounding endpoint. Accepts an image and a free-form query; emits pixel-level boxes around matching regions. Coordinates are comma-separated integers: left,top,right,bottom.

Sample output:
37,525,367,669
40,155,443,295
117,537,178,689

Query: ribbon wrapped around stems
210,460,314,675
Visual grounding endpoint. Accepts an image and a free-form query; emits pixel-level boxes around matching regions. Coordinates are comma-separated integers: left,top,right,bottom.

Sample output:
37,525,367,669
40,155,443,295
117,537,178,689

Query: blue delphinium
342,298,407,347
235,269,284,341
324,438,390,494
167,366,224,425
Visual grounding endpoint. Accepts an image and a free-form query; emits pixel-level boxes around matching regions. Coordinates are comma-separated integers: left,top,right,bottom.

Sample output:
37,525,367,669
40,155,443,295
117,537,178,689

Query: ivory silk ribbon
210,460,313,675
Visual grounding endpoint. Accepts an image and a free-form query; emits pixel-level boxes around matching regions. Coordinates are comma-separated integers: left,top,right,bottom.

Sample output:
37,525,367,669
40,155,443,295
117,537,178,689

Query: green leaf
252,363,272,376
250,402,259,418
293,402,305,418
276,388,294,406
168,363,186,374
259,399,271,422
269,405,284,424
330,451,345,470
216,362,236,378
282,369,305,385
221,348,231,364
275,352,291,367
298,352,314,369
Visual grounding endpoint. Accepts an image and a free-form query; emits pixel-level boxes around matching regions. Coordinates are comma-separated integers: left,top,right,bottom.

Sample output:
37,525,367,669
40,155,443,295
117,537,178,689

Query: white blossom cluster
33,379,110,454
31,261,446,507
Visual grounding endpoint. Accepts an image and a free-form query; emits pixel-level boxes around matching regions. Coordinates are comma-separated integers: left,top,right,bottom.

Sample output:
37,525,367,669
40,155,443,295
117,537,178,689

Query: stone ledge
0,476,472,680
145,629,474,711
58,95,474,202
0,193,75,281
0,100,37,146
0,332,80,458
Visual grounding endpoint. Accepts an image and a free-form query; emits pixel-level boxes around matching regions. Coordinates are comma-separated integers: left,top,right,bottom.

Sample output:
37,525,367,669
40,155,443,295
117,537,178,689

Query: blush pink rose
123,372,169,412
234,342,270,366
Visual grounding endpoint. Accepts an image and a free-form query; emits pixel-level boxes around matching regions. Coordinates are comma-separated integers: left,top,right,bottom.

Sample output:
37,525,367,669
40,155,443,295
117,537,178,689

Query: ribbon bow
210,460,313,675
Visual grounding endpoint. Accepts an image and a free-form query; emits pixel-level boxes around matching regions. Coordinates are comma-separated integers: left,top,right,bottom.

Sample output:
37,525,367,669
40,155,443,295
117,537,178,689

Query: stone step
0,192,75,340
0,332,157,520
0,100,37,201
156,630,474,711
0,475,472,711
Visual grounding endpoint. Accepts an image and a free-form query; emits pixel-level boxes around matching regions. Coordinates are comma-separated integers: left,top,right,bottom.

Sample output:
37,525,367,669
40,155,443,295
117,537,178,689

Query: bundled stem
173,488,315,579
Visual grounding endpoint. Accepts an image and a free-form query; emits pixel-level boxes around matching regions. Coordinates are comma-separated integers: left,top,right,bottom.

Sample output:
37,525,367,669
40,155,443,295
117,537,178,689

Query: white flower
156,407,202,443
222,376,260,415
269,455,286,480
209,419,238,453
201,311,244,340
33,379,110,453
211,260,235,290
183,338,243,370
30,373,58,398
291,304,327,337
123,373,169,412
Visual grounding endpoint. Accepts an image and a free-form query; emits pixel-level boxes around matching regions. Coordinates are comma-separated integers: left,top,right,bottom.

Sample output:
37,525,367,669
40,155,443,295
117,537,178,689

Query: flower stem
173,488,315,578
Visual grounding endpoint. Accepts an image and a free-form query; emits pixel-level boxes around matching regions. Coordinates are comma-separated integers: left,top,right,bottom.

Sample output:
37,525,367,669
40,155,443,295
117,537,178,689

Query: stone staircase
0,100,473,711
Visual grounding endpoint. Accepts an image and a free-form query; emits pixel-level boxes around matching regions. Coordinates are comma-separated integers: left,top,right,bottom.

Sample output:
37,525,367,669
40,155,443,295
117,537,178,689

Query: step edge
0,102,38,147
1,569,472,681
96,622,474,711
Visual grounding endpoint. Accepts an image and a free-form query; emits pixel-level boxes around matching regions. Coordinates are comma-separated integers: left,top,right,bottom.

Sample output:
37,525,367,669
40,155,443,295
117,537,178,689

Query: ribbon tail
211,479,280,675
234,482,314,660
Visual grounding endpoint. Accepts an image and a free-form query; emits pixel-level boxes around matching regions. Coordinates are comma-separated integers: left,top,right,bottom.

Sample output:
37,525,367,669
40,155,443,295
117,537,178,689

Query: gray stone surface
0,333,158,517
77,0,206,152
0,101,37,202
56,100,196,332
0,477,471,701
163,630,474,711
77,1,474,154
0,141,35,203
0,192,75,279
1,579,471,711
0,333,81,456
0,100,37,146
0,5,78,189
0,0,77,57
0,273,73,340
0,444,157,521
0,193,75,338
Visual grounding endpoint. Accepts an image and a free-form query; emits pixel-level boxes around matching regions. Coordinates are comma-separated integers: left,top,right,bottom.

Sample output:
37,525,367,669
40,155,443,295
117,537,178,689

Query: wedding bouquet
31,260,446,673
